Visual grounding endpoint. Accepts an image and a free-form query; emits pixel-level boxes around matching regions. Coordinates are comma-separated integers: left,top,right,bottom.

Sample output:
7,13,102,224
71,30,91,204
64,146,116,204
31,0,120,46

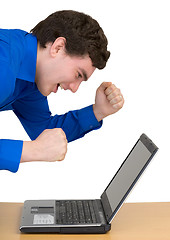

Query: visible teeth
59,84,63,90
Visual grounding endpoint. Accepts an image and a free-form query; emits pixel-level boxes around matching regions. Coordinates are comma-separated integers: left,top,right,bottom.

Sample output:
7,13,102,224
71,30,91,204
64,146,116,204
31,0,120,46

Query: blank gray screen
106,140,151,212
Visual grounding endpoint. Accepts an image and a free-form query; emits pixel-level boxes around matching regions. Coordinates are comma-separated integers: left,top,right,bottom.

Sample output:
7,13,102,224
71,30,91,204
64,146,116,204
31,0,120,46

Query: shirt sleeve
0,30,25,173
12,89,102,142
0,60,23,173
0,139,23,173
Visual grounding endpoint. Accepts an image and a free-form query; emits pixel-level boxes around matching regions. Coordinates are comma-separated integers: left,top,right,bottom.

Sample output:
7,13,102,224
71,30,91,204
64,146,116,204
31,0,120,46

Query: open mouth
58,84,64,90
53,84,64,93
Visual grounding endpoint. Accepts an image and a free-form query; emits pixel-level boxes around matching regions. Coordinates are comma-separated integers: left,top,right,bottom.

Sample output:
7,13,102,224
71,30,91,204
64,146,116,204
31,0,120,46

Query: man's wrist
93,104,104,122
21,141,38,163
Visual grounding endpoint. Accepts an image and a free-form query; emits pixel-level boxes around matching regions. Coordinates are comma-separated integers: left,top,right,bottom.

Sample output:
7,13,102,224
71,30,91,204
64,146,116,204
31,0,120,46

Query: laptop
20,133,158,234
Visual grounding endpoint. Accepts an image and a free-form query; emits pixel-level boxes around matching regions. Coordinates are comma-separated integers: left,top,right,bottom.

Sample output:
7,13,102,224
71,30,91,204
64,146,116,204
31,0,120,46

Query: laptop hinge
100,192,112,223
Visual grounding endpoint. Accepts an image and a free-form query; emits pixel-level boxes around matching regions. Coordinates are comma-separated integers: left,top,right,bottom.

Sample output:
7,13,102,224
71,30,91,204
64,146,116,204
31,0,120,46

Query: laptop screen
101,134,158,223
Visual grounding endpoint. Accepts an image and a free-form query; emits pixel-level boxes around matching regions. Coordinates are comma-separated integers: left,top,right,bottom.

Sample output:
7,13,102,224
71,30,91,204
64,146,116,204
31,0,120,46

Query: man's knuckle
56,128,62,133
119,101,124,108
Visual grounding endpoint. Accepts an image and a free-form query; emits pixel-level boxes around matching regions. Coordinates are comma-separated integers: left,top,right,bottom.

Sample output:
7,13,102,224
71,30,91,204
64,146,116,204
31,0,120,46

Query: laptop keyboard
55,200,97,224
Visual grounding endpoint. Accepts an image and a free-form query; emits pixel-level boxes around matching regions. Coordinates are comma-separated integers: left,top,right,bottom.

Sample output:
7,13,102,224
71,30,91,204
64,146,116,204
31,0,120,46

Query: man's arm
12,89,102,164
13,82,124,166
12,89,102,142
0,60,23,173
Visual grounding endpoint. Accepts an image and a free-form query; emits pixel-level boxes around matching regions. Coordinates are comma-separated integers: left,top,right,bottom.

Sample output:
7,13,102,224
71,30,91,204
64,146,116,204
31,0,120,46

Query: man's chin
38,88,50,97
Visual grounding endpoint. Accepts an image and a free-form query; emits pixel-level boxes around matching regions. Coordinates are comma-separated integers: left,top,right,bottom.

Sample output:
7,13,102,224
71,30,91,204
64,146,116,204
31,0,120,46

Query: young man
0,10,124,173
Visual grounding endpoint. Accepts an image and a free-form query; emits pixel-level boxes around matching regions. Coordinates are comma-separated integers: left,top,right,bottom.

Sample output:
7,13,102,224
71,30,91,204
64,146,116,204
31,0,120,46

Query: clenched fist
21,128,67,163
93,82,124,122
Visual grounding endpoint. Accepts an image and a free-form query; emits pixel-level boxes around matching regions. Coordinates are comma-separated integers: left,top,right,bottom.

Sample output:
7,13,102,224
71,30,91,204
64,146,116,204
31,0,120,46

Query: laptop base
20,199,111,234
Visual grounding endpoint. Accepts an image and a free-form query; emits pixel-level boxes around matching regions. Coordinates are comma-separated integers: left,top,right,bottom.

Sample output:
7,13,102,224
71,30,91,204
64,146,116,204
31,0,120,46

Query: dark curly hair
31,10,110,69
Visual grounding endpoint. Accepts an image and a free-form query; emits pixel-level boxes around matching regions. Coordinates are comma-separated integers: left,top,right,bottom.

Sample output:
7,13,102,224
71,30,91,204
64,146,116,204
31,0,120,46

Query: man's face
35,40,96,96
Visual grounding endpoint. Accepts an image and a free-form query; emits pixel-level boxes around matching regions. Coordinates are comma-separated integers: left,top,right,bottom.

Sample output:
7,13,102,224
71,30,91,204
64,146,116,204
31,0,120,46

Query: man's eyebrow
79,68,88,81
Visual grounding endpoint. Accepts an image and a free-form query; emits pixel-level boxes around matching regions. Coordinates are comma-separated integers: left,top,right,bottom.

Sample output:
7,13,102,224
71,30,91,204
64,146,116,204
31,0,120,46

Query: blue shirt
0,29,102,173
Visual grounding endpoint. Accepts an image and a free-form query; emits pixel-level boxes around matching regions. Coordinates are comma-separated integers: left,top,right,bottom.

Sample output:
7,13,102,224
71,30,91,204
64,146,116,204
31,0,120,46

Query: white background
0,0,170,203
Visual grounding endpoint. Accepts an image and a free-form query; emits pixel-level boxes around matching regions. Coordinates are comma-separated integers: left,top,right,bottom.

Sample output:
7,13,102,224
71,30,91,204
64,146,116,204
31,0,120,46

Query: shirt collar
17,33,37,83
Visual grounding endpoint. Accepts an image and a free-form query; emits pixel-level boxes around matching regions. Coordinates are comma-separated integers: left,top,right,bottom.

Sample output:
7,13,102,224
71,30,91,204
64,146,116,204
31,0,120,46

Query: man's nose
69,81,82,93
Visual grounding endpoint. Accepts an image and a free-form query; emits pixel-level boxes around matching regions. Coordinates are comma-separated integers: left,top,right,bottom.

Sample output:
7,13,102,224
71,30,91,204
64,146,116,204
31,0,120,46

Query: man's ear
50,37,66,57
